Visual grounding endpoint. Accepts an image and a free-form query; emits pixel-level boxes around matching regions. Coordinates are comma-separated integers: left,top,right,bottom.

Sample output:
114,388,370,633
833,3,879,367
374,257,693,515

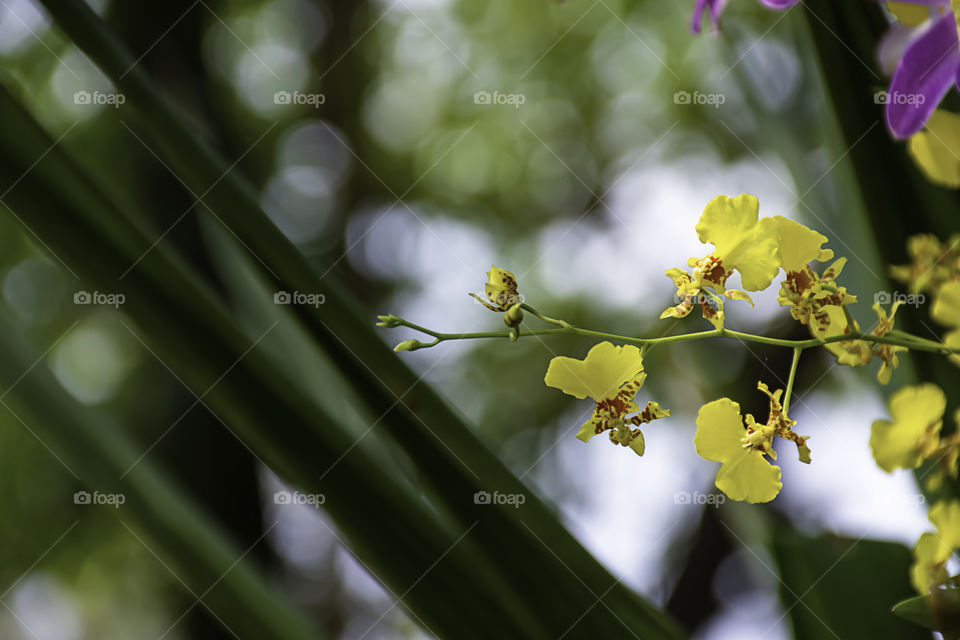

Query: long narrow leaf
0,314,323,640
0,84,545,639
30,2,685,636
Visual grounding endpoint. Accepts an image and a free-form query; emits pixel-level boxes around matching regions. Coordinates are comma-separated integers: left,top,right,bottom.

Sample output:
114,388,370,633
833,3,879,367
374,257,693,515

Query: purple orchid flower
884,1,960,139
690,0,800,34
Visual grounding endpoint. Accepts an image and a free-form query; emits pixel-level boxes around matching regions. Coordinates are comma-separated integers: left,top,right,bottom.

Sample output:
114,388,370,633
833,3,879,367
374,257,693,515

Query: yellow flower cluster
892,234,960,366
891,233,960,295
454,201,959,514
870,384,960,595
453,201,960,612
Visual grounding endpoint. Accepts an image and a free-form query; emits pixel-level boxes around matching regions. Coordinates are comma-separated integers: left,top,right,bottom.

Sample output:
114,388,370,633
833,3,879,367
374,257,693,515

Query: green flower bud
394,339,424,352
504,303,524,328
377,314,402,328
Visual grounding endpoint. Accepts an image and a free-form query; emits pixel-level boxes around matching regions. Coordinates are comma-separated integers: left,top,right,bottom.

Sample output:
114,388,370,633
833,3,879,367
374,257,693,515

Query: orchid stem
378,309,960,356
782,347,803,415
520,303,571,329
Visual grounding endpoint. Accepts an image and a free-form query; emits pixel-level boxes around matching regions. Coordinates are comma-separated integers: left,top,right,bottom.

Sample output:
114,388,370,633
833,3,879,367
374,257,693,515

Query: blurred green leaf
772,530,926,639
0,82,548,638
0,313,323,640
892,593,938,630
25,1,686,637
893,585,960,638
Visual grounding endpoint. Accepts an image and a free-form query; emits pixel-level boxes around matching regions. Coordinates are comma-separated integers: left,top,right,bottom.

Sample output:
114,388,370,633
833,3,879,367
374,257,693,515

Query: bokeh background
0,0,951,638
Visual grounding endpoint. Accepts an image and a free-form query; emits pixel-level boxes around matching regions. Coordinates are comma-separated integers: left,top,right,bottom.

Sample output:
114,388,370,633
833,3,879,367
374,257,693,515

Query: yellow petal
877,361,893,385
933,280,960,328
544,342,644,401
723,289,755,306
660,299,694,320
487,265,517,288
695,398,747,463
911,532,949,594
812,306,872,367
870,383,946,472
822,257,847,280
946,330,960,367
908,110,960,189
930,499,960,551
887,1,930,26
714,450,782,503
628,431,646,456
575,415,604,442
695,194,780,291
636,401,670,424
771,215,834,273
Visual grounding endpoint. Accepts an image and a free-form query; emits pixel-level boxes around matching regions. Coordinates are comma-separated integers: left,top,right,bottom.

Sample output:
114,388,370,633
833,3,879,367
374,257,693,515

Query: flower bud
377,314,402,328
504,303,524,328
394,339,424,352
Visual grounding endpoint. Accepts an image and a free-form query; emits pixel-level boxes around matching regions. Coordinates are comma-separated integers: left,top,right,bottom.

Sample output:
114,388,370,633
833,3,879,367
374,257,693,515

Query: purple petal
886,13,960,138
759,0,801,8
883,0,947,6
691,0,727,34
877,22,924,77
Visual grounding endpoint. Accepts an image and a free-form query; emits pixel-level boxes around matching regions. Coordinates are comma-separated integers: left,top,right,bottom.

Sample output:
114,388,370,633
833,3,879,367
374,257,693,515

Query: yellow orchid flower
692,193,781,292
661,194,780,327
932,280,960,367
890,233,960,295
870,383,946,472
470,265,521,312
694,381,809,504
544,342,669,456
810,305,873,367
659,266,733,329
870,302,908,384
778,257,857,325
911,500,960,594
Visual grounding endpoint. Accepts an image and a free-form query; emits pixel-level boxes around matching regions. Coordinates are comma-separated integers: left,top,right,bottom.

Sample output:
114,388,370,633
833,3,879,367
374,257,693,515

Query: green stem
782,347,803,415
520,303,571,329
386,317,960,356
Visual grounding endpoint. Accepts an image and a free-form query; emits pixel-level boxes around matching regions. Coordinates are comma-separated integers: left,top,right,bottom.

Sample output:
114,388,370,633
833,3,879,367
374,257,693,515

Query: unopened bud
504,303,524,328
377,314,402,328
394,339,424,352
